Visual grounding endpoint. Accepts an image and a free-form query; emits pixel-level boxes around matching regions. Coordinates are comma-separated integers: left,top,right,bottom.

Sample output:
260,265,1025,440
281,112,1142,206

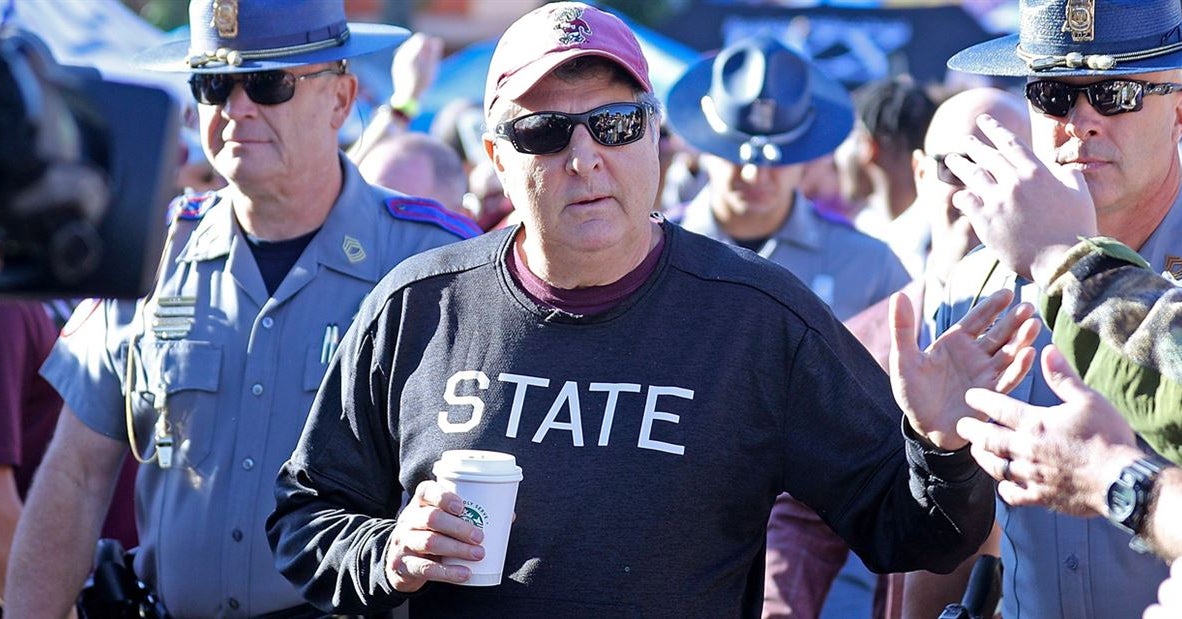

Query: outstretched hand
889,288,1039,451
390,33,443,107
944,114,1096,284
955,345,1140,517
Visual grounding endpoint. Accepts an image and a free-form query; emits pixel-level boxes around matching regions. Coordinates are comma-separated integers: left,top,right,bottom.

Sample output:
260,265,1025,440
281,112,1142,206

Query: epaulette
811,203,855,229
166,191,219,224
385,196,482,239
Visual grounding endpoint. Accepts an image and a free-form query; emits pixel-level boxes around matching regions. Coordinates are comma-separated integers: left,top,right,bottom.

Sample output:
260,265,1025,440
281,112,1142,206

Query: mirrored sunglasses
495,102,652,155
1024,78,1182,118
189,66,344,106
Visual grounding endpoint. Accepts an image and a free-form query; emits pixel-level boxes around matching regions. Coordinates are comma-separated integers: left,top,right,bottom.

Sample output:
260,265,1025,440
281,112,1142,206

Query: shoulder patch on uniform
166,191,219,223
385,196,481,239
60,298,101,338
811,203,855,229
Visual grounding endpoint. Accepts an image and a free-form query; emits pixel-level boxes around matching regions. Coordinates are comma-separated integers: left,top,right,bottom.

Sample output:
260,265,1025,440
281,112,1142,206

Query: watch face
1107,475,1139,527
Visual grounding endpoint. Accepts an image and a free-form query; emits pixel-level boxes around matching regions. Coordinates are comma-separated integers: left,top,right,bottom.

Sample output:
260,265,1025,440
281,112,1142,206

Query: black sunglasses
495,102,652,155
189,66,344,106
932,153,975,187
1024,78,1182,118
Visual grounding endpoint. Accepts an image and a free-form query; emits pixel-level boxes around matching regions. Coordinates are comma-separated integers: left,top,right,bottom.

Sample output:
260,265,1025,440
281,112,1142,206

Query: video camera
0,27,177,298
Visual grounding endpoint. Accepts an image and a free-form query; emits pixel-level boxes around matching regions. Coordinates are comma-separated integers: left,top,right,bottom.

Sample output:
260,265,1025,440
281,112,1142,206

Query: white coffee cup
432,449,523,586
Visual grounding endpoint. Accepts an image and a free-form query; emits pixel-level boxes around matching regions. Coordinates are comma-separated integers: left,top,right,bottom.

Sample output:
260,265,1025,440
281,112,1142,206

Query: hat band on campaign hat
187,29,351,69
699,95,815,164
1016,38,1182,72
947,0,1182,78
133,0,408,74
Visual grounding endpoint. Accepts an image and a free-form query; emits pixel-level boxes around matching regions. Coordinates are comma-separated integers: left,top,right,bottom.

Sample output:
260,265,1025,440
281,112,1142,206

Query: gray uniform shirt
679,190,910,320
933,190,1182,619
41,157,464,618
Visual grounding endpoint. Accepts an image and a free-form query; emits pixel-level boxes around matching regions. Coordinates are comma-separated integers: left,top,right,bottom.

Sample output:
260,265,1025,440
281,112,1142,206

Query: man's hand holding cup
386,480,486,591
386,450,523,591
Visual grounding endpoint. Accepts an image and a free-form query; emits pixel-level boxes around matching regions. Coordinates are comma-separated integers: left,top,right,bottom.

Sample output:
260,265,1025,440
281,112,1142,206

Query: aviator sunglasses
495,101,653,155
189,66,345,106
1024,78,1182,118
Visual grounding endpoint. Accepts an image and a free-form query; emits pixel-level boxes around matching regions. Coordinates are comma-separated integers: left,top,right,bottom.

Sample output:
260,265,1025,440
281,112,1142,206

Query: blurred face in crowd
485,65,660,259
198,62,356,194
700,155,804,222
832,123,875,205
1027,69,1182,221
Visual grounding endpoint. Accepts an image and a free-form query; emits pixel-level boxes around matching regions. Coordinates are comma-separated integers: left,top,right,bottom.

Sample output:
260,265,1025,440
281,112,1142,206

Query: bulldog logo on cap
211,0,239,39
553,6,592,46
1062,0,1095,42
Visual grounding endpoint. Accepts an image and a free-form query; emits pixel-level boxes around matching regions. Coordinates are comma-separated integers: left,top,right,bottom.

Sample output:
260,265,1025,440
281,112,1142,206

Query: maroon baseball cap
484,2,653,115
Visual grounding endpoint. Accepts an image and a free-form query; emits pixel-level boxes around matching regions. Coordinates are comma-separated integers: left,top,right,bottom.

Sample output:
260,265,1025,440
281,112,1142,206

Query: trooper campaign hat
666,35,853,167
948,0,1182,77
134,0,408,73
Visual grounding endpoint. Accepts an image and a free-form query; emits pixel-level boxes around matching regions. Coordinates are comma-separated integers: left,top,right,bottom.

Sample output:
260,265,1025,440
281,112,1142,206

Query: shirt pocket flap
149,340,222,394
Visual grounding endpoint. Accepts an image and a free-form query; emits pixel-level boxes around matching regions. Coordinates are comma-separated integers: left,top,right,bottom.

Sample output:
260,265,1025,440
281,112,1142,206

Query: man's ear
484,135,505,172
483,134,513,202
330,74,359,130
1172,92,1182,144
859,129,879,165
911,148,926,184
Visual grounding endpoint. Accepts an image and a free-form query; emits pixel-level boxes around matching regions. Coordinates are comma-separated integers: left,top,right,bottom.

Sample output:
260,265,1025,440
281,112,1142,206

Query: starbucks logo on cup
463,501,489,529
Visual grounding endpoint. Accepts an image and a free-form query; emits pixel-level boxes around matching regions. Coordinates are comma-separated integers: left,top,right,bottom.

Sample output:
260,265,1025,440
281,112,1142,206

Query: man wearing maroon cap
267,3,1037,615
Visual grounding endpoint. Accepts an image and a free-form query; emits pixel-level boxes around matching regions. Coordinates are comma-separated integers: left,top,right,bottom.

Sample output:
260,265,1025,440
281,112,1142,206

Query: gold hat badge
211,0,239,39
1062,0,1095,43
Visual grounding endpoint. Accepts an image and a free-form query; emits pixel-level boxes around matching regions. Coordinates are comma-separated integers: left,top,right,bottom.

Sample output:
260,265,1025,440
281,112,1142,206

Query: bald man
835,86,1031,616
919,87,1030,287
846,87,1031,368
358,132,471,218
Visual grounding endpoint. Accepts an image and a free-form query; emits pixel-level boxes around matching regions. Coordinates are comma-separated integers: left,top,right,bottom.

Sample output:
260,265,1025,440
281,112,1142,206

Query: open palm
889,289,1039,451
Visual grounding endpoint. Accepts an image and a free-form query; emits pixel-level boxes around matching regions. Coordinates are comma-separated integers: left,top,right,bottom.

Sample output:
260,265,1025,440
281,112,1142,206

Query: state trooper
907,0,1182,617
4,1,475,616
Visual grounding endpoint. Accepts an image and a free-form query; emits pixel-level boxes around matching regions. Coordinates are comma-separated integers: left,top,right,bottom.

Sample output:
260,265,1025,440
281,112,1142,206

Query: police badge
1062,0,1095,43
211,0,239,39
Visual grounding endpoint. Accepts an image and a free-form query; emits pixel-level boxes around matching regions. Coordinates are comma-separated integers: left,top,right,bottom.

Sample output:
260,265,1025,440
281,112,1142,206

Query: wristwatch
1105,456,1163,550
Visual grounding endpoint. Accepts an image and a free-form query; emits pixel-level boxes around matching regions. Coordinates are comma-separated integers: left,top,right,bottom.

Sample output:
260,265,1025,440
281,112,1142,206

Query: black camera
0,27,177,298
77,538,170,619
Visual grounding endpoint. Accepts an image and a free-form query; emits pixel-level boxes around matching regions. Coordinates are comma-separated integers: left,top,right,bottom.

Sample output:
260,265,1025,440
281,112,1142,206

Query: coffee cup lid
433,450,523,482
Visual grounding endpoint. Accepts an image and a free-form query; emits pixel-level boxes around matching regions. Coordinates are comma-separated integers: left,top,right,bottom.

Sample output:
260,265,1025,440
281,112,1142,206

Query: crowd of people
2,0,1181,618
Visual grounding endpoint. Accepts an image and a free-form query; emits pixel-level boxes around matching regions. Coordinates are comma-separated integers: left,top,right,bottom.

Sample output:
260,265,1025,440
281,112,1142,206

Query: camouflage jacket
1040,237,1182,464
